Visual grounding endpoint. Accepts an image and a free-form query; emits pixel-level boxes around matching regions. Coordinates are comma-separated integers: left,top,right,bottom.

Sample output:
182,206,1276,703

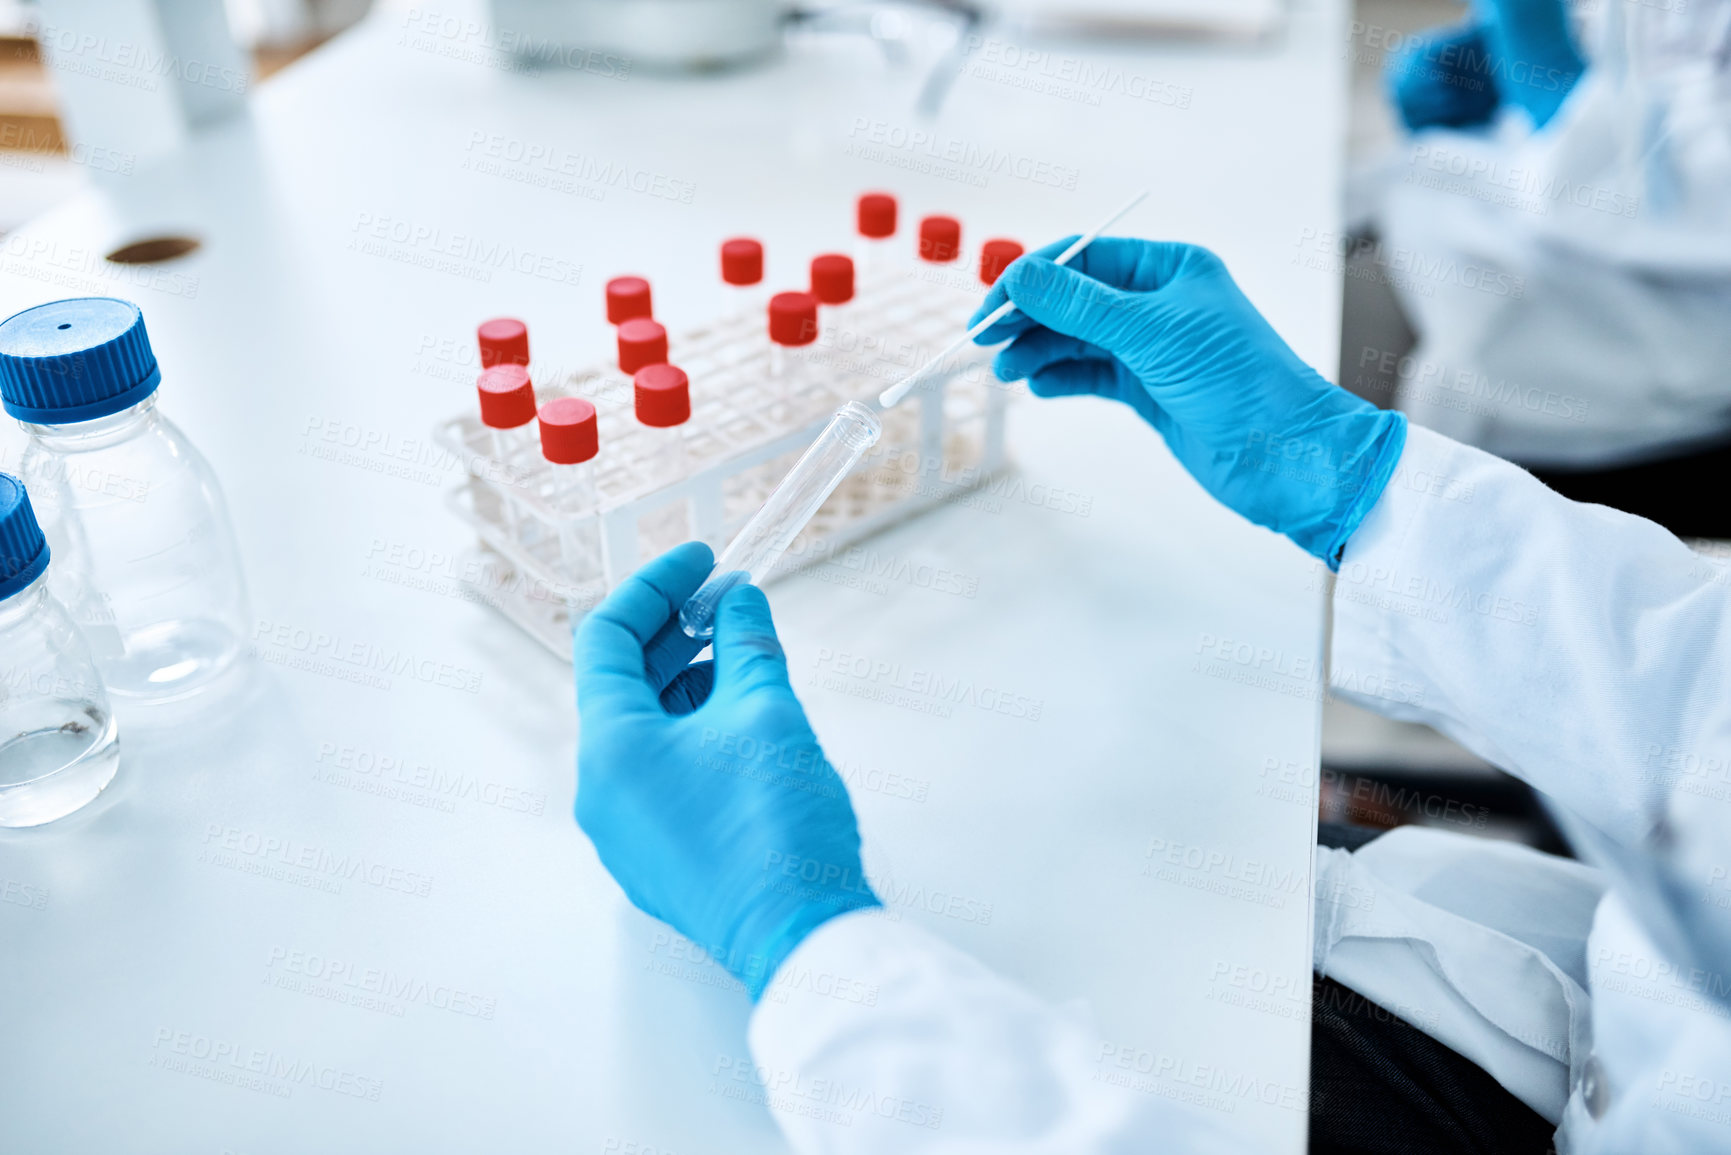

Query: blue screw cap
0,473,48,601
0,298,163,423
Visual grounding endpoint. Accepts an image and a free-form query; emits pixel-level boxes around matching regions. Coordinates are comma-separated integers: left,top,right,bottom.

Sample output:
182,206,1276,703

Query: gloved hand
1386,0,1584,132
574,541,880,999
970,238,1406,568
1387,21,1502,130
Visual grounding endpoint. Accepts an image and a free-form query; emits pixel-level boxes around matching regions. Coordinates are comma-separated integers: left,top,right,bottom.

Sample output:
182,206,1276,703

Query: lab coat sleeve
1328,422,1727,847
746,909,1249,1154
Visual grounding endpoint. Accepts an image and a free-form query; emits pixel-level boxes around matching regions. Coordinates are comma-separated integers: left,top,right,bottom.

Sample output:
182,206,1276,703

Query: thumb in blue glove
575,542,880,999
971,238,1406,568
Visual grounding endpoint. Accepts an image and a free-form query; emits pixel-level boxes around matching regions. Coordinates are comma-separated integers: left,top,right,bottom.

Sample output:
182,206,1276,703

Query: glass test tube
538,397,600,580
810,253,856,345
721,237,765,317
679,401,882,640
768,291,818,407
635,363,693,552
476,364,538,536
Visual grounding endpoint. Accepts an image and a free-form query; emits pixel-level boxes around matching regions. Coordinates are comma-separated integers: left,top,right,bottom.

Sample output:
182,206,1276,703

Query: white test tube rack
434,267,1012,658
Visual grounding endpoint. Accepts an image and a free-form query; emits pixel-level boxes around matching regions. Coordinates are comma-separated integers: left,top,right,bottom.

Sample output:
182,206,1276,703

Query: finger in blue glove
1474,0,1584,129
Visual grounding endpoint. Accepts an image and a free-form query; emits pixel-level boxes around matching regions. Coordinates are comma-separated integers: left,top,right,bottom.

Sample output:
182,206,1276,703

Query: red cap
477,364,536,429
634,363,690,428
539,397,598,465
721,238,764,286
858,193,897,239
617,317,668,375
810,254,855,305
919,215,961,263
477,318,529,368
606,276,653,324
979,239,1025,286
768,292,819,346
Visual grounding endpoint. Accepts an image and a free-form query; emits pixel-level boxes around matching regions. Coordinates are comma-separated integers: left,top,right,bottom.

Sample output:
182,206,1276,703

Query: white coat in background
1374,1,1731,467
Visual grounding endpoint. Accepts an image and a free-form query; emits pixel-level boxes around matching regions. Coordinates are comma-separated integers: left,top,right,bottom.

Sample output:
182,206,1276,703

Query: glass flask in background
0,473,120,827
0,298,251,701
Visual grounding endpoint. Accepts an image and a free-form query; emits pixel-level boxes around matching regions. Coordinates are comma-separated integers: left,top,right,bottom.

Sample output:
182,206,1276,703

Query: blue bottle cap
0,298,163,423
0,473,49,601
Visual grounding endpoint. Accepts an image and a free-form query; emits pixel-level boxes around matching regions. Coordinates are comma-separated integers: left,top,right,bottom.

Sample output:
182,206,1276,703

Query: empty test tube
721,238,765,313
679,401,882,641
855,192,897,272
539,397,600,579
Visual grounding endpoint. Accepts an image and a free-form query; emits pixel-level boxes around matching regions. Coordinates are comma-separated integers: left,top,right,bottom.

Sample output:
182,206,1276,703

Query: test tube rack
434,267,1011,658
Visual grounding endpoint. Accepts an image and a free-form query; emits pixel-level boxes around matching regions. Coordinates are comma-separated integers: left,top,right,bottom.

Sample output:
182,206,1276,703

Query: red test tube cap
980,239,1025,286
477,364,536,429
634,363,690,428
858,193,897,239
606,276,653,324
477,318,529,368
721,238,764,286
617,317,668,375
810,254,855,305
919,215,961,263
768,292,819,346
539,397,598,465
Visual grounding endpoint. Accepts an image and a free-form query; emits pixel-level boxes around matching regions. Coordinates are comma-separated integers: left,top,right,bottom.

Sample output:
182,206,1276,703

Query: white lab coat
747,424,1731,1153
1374,1,1731,467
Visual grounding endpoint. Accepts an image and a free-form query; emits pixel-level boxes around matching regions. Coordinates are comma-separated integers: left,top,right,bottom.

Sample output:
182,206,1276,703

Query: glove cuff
728,885,883,1001
1323,412,1408,570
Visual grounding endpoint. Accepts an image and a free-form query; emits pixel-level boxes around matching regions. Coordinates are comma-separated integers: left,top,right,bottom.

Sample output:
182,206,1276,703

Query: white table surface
0,1,1348,1150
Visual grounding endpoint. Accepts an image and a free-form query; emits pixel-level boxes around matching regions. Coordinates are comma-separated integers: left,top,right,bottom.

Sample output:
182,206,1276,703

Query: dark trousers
1308,824,1557,1155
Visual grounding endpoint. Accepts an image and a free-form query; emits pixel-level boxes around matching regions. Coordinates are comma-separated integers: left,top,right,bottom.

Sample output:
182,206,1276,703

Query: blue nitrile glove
970,239,1406,568
574,541,880,1000
1387,21,1502,130
1386,0,1584,132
